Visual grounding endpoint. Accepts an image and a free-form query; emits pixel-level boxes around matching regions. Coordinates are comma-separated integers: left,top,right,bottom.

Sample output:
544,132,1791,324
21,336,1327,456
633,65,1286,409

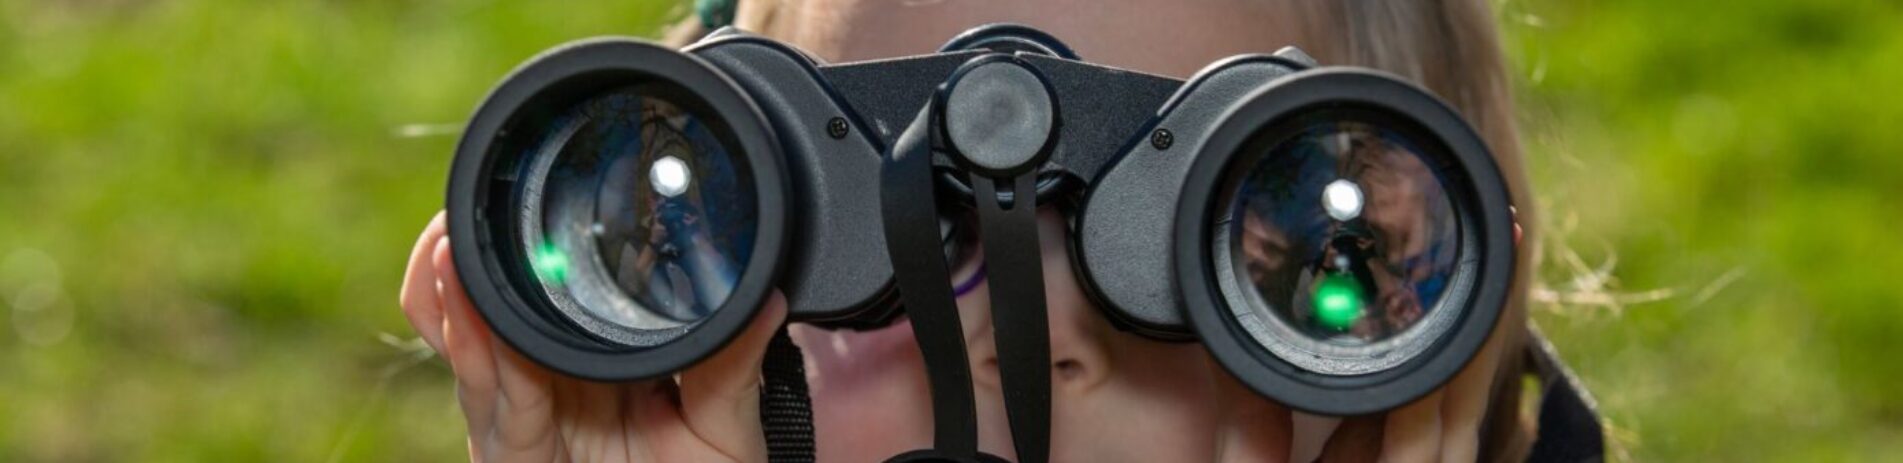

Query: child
400,0,1535,461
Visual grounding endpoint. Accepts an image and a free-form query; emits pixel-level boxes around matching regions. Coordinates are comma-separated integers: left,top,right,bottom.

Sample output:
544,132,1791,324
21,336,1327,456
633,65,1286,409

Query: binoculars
445,23,1516,460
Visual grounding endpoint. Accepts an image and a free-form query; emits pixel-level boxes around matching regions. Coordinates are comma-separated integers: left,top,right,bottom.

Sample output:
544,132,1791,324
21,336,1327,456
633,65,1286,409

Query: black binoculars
445,24,1516,459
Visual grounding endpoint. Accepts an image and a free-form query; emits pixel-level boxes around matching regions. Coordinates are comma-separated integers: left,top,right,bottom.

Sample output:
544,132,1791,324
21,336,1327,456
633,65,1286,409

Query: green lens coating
1313,272,1365,331
531,242,571,286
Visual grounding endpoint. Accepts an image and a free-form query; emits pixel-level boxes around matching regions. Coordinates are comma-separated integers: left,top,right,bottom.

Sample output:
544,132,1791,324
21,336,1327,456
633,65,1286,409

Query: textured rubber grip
761,328,817,463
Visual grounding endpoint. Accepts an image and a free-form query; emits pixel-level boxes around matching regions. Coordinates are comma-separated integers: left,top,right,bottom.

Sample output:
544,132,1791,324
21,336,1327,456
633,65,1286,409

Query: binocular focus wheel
941,55,1060,178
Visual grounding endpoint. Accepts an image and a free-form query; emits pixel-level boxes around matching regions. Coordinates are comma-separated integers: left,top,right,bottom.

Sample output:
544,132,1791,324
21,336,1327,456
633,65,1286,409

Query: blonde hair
669,1,1537,458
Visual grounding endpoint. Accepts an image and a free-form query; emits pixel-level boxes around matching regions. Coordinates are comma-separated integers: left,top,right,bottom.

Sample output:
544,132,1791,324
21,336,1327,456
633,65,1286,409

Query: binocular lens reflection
1228,120,1459,345
525,88,757,333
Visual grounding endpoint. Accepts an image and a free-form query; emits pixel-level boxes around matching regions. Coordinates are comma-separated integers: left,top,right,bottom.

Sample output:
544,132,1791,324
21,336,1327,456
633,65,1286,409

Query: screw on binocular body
1151,128,1174,150
827,117,849,139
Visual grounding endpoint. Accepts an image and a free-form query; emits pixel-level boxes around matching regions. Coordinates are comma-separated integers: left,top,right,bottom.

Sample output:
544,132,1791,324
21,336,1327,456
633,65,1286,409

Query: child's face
774,0,1316,79
792,208,1236,461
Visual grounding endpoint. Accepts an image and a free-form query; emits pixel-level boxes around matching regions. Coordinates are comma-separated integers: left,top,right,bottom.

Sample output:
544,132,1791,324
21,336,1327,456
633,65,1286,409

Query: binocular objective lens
1225,120,1460,346
522,87,757,333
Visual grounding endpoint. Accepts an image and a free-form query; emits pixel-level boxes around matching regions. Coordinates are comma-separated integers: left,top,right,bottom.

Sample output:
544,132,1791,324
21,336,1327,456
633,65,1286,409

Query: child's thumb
675,290,790,462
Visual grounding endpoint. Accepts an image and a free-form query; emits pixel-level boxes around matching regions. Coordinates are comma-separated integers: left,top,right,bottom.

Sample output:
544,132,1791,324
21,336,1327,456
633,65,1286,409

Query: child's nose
966,247,1116,392
968,282,1113,392
1044,288,1112,390
970,207,1117,392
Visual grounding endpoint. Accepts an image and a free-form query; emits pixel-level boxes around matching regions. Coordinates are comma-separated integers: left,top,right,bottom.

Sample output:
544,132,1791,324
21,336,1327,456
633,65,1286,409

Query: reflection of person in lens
1344,126,1455,340
1237,124,1456,343
600,102,744,323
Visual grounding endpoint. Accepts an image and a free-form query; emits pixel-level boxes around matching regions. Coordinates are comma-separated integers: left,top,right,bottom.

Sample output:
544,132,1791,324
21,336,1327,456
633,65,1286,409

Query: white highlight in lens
1323,179,1363,221
651,156,691,197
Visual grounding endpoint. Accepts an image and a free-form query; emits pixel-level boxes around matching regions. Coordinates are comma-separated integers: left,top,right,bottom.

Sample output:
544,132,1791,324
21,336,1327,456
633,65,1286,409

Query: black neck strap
760,326,817,463
881,107,985,459
876,53,1063,463
1522,327,1607,462
879,97,1059,461
970,173,1052,463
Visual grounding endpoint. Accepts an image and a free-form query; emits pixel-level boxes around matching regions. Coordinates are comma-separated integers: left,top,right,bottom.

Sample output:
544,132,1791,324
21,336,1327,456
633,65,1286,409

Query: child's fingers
1317,415,1383,463
626,379,691,461
1289,412,1341,463
674,290,789,463
1380,389,1444,463
399,212,449,355
547,374,658,460
435,237,501,440
1212,369,1292,463
484,342,563,460
1437,206,1523,461
1438,314,1508,463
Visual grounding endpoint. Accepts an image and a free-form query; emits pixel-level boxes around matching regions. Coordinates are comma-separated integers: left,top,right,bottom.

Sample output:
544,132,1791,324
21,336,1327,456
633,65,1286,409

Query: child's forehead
776,0,1317,78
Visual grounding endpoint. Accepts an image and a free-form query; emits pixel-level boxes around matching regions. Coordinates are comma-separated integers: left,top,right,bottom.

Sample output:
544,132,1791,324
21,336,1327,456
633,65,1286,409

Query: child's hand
1210,325,1507,463
1217,217,1525,463
400,211,783,462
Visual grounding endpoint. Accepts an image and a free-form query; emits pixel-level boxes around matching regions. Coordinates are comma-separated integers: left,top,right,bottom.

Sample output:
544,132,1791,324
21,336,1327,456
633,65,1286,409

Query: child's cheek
794,322,937,461
793,320,927,393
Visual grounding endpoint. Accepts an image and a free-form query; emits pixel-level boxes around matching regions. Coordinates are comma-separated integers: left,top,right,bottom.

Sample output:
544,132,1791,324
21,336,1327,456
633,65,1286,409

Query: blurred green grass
0,1,677,460
0,0,1898,460
1504,0,1903,460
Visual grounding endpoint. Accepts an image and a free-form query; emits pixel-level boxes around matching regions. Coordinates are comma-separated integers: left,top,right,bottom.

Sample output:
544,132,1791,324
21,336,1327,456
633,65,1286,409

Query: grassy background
0,0,1897,460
